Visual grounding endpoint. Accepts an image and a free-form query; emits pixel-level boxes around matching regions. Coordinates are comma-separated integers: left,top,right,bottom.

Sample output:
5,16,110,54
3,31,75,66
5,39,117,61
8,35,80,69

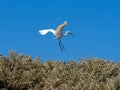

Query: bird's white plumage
38,21,73,51
38,29,55,35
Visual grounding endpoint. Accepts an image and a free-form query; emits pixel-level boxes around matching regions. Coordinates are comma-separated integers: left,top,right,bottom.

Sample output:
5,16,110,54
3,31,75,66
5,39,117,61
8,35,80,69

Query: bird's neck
64,32,68,36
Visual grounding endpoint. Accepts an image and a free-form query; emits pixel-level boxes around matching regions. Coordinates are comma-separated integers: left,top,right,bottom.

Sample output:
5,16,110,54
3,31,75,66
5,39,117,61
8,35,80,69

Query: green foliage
0,51,120,90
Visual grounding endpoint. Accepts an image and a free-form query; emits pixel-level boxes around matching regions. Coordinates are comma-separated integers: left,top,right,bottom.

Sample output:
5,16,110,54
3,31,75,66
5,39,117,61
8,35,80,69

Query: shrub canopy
0,51,120,90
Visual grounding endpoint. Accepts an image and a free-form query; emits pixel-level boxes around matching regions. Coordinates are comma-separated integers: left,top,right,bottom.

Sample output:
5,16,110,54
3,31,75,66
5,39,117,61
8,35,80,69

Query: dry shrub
0,51,120,90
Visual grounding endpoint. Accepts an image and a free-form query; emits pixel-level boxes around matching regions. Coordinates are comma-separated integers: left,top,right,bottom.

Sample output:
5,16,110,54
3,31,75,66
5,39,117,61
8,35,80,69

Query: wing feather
55,21,67,34
38,29,55,35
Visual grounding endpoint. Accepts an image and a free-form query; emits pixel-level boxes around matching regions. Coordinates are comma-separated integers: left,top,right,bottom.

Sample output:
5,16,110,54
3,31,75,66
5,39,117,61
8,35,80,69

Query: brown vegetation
0,51,120,90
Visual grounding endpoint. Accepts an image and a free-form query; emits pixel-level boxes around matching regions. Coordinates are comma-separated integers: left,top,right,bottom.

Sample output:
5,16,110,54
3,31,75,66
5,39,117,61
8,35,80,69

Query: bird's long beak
70,33,73,36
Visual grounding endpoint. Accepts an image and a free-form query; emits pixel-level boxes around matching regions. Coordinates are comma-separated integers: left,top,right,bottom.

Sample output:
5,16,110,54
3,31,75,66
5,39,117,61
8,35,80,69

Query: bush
0,51,120,90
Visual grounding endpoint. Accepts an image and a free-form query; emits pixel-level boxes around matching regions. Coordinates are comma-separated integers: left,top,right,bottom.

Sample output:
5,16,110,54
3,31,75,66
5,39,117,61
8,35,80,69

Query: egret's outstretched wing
38,29,55,35
55,21,67,34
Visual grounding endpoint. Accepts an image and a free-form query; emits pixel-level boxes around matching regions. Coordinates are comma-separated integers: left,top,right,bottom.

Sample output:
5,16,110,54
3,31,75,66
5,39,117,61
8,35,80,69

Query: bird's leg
60,41,65,50
59,40,65,51
59,40,63,51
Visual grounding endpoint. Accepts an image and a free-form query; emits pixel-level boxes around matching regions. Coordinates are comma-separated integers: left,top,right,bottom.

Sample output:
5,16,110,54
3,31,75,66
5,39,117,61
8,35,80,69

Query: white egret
38,21,73,51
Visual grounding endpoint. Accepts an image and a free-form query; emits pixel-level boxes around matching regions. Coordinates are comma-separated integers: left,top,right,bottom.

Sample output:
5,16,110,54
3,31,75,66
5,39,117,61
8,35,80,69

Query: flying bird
38,21,73,51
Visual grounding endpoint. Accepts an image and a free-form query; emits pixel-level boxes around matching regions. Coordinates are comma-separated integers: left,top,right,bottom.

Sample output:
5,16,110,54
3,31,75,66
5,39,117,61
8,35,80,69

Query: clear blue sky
0,0,120,62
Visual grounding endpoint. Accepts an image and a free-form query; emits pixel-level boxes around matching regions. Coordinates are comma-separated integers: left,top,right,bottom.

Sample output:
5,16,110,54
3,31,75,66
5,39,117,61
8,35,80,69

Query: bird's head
65,31,73,36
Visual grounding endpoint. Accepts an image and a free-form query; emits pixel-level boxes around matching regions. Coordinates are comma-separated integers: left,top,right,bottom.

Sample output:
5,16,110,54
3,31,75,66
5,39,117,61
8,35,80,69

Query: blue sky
0,0,120,62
